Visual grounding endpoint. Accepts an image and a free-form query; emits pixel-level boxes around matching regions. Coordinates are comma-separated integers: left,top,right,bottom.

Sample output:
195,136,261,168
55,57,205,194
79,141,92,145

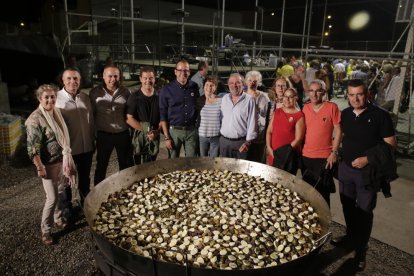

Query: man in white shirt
219,73,257,159
56,67,95,212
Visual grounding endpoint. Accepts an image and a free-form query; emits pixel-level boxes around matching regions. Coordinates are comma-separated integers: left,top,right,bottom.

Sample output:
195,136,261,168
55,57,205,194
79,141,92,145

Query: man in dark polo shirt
331,79,397,271
159,59,199,158
90,65,133,185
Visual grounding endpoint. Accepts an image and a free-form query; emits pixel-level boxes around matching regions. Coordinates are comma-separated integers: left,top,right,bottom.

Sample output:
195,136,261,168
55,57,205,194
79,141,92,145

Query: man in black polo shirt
159,59,199,158
127,66,161,164
331,79,397,271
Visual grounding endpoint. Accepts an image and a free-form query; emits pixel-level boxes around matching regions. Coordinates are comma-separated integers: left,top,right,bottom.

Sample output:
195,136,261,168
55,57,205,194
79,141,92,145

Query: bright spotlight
349,11,370,31
20,22,25,27
271,12,275,16
324,32,329,36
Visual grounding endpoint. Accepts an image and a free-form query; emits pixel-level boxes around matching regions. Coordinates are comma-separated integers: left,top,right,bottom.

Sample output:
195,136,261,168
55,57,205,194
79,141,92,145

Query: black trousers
247,141,266,164
94,130,133,185
339,161,376,254
62,151,93,217
301,156,332,206
74,151,93,203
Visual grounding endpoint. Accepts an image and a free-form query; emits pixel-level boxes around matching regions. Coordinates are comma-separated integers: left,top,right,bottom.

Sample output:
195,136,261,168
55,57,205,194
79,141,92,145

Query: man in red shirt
302,79,342,206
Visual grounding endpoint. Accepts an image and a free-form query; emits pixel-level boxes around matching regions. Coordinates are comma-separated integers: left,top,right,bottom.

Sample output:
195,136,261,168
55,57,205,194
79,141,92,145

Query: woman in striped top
197,76,222,157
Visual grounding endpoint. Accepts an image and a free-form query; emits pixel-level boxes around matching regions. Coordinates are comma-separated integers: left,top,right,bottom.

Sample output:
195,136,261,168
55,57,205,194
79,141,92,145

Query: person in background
315,68,331,100
191,61,209,96
323,63,335,99
375,62,394,105
196,75,222,157
245,70,270,163
56,67,95,214
225,33,233,47
159,59,199,158
346,59,357,80
25,84,76,245
305,59,320,84
382,66,401,112
331,79,397,271
301,80,341,206
268,76,291,112
126,66,161,164
266,88,305,174
89,65,133,185
279,56,295,77
219,73,257,159
289,64,308,109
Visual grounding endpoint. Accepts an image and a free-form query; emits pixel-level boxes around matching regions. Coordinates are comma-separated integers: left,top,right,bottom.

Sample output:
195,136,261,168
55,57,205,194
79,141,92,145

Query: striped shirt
198,98,222,137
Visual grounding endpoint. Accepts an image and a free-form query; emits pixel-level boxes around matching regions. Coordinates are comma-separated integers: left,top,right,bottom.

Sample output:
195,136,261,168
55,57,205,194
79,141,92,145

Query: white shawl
39,104,76,186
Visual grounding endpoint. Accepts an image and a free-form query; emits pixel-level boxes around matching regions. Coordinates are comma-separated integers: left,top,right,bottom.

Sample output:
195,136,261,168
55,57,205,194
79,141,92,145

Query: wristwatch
331,149,339,155
164,136,171,141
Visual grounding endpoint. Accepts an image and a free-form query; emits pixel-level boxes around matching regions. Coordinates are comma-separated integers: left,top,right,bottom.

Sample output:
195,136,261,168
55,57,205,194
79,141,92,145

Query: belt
98,130,129,135
170,125,195,131
221,135,246,141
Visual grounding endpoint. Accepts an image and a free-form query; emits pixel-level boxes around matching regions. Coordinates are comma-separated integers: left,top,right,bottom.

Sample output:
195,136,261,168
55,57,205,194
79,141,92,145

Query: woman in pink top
266,88,305,174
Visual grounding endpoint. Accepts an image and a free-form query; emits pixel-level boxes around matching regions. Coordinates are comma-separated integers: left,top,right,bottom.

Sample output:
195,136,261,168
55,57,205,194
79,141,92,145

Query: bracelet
331,149,339,155
36,165,45,171
164,136,171,141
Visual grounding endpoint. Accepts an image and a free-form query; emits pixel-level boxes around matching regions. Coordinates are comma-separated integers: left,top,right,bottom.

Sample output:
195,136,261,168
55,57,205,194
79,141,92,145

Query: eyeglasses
283,95,296,100
176,69,190,73
308,89,324,94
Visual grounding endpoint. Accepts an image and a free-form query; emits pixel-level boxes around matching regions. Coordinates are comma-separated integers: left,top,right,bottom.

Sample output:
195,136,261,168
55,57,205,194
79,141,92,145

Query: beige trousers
41,162,65,234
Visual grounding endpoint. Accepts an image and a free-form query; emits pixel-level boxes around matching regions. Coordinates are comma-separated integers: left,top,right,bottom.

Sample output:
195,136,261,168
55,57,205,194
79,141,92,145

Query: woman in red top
266,88,305,173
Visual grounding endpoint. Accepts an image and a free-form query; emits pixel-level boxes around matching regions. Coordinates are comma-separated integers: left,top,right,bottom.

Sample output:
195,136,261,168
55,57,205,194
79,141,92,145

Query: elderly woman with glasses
266,87,305,174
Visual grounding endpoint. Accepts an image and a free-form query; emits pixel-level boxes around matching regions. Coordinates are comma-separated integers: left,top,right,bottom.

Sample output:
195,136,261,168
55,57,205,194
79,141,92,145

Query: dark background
1,0,401,42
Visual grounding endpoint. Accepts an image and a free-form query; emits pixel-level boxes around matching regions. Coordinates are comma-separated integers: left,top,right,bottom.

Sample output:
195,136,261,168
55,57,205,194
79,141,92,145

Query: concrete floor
330,178,414,255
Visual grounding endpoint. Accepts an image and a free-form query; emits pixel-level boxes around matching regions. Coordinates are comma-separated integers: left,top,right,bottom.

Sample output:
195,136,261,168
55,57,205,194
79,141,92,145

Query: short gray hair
309,79,326,91
245,70,262,86
228,73,244,84
35,84,59,99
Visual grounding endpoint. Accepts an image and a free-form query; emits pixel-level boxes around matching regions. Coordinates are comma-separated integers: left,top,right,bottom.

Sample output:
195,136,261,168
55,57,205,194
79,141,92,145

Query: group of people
25,59,397,272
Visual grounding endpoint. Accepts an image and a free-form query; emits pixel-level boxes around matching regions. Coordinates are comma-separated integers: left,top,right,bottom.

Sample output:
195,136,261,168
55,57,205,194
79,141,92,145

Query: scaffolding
61,0,414,155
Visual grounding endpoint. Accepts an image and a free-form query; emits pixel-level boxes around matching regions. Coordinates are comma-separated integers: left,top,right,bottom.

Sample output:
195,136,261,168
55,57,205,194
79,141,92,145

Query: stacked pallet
0,114,22,159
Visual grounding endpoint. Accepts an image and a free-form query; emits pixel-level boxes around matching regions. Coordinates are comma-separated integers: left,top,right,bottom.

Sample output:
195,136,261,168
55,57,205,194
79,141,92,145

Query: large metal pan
84,157,331,276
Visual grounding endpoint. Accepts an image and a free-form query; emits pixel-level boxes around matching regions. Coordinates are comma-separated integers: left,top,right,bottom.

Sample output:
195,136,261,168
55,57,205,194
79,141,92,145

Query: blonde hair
268,76,292,101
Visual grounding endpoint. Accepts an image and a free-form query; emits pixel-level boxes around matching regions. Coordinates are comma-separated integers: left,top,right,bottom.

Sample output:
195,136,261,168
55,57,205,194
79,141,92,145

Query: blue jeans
199,136,220,157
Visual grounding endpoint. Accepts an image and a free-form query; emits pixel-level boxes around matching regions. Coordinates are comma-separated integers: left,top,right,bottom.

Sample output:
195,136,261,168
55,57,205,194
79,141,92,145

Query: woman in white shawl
25,84,76,245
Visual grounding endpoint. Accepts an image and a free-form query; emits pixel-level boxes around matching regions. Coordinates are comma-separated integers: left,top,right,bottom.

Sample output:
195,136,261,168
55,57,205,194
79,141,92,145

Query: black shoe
330,235,351,247
354,251,367,271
